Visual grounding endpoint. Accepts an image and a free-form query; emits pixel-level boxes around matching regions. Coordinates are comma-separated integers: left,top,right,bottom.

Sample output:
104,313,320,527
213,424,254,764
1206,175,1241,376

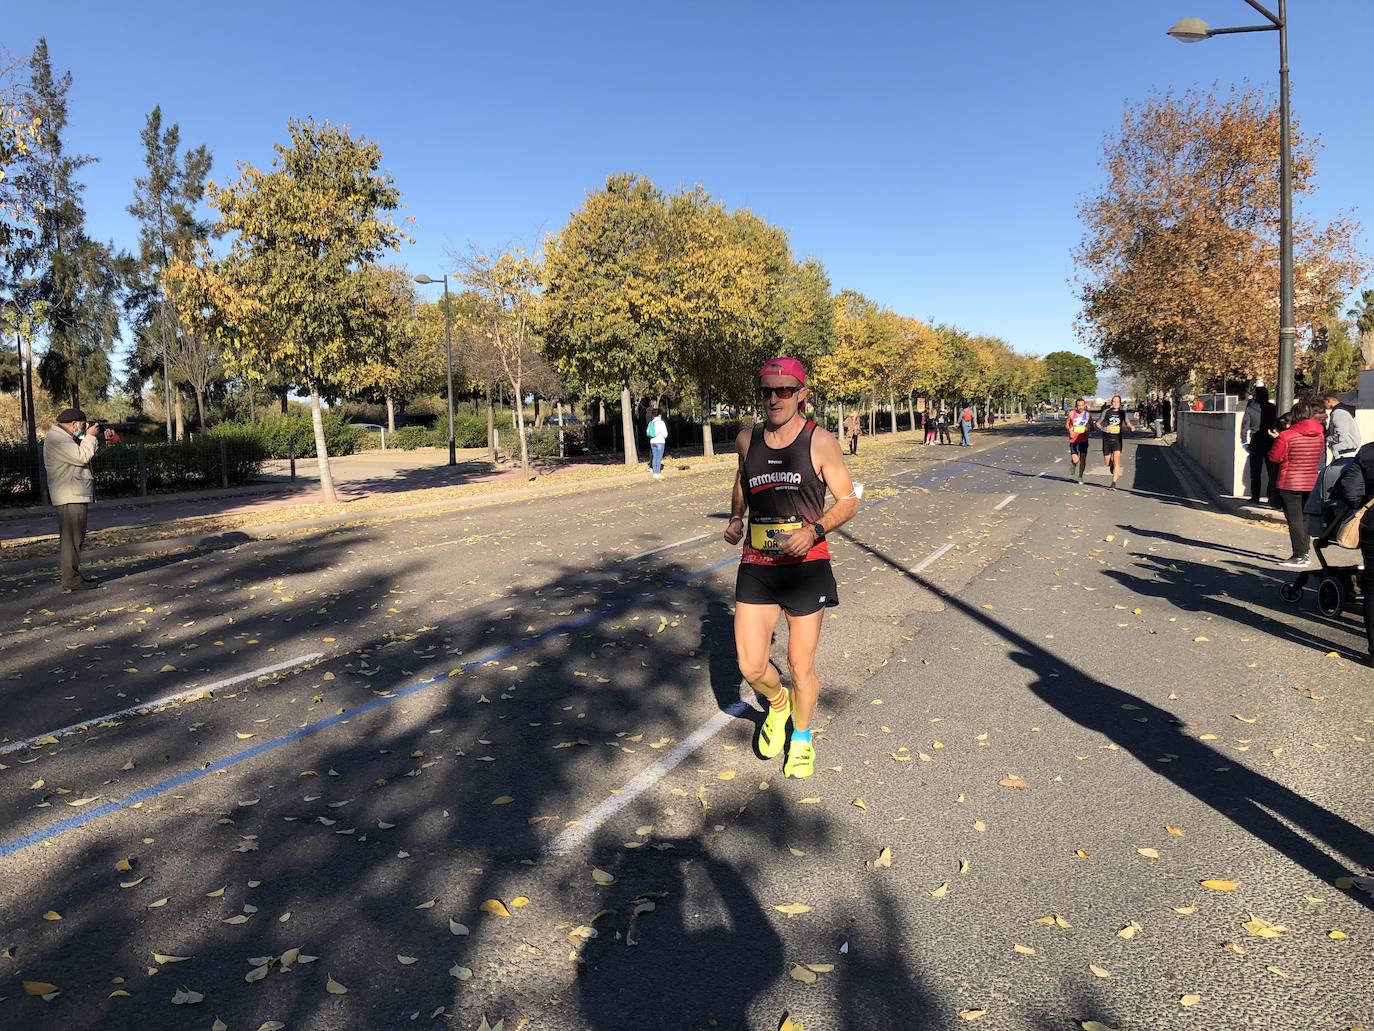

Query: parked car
546,413,581,426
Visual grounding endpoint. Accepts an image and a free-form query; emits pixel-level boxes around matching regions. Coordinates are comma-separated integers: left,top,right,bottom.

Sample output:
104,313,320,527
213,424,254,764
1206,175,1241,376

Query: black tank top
742,419,830,565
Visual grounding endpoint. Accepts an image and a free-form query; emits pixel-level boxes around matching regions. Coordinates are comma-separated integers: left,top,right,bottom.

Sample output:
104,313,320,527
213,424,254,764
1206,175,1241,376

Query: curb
0,457,738,578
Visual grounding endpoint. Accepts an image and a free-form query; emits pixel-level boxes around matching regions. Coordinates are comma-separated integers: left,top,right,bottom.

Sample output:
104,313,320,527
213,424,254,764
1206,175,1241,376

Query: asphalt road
0,427,1368,1031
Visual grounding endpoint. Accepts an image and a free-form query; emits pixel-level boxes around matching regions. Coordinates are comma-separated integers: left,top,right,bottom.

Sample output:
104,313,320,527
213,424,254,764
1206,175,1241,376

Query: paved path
0,428,1368,1030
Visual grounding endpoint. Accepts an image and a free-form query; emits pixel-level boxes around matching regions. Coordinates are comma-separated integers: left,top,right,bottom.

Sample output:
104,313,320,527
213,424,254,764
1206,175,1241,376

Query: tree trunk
701,389,714,458
532,396,544,429
308,383,338,504
280,388,289,414
620,385,638,466
194,386,207,430
174,389,185,440
486,384,496,462
868,398,876,437
837,402,845,447
907,394,916,434
385,395,396,433
888,386,898,433
513,378,531,477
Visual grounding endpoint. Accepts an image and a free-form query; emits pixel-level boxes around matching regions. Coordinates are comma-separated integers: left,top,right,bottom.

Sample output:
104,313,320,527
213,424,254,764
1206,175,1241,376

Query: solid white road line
908,541,955,574
0,652,324,755
544,700,751,856
625,532,713,562
993,493,1017,511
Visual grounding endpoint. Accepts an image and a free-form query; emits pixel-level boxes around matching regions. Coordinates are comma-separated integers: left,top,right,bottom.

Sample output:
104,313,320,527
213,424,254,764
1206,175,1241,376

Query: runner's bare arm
723,429,751,545
813,430,860,533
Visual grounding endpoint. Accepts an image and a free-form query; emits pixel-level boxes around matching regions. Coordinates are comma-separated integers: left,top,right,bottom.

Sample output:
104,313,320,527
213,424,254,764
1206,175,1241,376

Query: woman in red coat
1267,402,1326,568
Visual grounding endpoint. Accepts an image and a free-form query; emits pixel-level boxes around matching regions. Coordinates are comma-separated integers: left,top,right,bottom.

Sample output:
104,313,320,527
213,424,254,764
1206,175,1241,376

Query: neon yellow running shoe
755,691,792,759
784,738,815,779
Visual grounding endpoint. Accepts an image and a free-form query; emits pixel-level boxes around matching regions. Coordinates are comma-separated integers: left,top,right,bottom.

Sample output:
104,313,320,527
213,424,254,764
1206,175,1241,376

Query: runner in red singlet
723,357,860,778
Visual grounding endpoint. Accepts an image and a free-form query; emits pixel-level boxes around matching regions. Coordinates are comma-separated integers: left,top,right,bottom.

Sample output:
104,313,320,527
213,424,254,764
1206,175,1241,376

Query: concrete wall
1176,410,1247,497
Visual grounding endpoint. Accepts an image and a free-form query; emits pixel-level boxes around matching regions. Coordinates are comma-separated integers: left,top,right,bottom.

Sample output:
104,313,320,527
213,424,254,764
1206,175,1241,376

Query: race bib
749,515,803,552
1103,422,1121,434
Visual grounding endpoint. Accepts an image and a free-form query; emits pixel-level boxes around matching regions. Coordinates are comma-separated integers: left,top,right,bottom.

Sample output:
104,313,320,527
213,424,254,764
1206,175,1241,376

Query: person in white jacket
42,408,103,592
646,407,668,478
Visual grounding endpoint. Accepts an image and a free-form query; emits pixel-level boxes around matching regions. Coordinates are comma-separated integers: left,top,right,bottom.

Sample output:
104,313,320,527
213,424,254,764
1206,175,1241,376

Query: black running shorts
1069,438,1090,458
1102,435,1123,454
735,560,839,616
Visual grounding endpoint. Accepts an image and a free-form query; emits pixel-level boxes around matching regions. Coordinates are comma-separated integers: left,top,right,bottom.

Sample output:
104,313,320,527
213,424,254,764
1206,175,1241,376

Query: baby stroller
1280,458,1363,618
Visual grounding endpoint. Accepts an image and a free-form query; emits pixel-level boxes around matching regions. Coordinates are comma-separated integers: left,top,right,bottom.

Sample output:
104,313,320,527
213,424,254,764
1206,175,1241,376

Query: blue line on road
0,556,734,859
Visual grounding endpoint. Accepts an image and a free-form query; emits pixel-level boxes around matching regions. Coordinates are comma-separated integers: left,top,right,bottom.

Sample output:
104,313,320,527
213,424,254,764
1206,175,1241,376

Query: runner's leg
734,601,785,703
783,609,824,731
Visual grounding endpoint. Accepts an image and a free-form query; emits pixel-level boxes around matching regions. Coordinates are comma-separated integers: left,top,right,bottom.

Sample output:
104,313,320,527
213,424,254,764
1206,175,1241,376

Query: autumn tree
542,173,673,466
351,266,440,432
664,189,792,454
1075,87,1364,394
459,247,541,477
209,118,407,503
160,245,229,428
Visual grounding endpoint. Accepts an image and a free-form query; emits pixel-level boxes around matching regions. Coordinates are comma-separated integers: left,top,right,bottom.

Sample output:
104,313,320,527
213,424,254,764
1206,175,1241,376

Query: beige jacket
43,426,100,506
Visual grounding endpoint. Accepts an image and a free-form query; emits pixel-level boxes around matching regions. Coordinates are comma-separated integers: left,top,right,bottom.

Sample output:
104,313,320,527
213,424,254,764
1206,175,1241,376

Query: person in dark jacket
1335,443,1374,662
1239,386,1279,505
1267,402,1326,568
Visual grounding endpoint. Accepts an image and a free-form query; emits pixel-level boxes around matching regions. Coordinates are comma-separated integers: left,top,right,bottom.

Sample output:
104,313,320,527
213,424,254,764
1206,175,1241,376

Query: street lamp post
415,273,456,466
1168,0,1295,414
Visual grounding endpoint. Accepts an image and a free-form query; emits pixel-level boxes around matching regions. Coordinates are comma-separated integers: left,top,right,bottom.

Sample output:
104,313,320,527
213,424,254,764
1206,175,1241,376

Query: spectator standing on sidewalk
1267,402,1326,569
937,408,952,445
959,406,974,446
1240,386,1278,506
42,408,104,593
646,407,668,479
1323,393,1361,463
924,409,937,444
1334,442,1374,665
844,412,861,455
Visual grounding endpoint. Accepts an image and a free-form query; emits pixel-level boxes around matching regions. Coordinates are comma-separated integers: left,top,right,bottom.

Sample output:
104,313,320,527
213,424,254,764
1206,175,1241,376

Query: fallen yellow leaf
480,899,511,918
1201,879,1240,892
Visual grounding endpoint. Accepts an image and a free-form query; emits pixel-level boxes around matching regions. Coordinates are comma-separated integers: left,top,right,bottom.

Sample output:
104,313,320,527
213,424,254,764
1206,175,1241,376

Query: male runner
723,357,860,778
1065,398,1092,482
1098,395,1137,489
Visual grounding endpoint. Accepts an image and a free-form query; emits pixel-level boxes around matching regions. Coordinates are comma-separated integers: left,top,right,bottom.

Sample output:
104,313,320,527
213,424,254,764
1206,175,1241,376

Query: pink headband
758,357,806,385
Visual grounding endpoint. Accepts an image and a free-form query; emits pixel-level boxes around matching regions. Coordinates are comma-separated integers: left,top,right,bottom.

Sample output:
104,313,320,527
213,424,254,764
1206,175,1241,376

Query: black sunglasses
758,385,800,399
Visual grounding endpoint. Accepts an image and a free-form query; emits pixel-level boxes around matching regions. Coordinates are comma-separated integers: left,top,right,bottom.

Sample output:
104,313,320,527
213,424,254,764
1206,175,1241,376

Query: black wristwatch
811,522,826,540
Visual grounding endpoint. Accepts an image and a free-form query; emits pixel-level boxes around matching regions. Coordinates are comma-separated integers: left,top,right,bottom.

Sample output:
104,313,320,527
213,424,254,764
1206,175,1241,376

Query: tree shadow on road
839,533,1374,914
1105,552,1365,659
0,514,933,1030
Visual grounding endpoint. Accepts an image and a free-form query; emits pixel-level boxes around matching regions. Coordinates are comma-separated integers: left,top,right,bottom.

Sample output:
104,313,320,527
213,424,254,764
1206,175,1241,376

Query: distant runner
1066,398,1092,482
724,357,861,779
1098,394,1137,490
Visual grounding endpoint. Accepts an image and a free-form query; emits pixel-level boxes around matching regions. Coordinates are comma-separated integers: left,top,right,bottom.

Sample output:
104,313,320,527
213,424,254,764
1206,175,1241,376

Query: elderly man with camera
42,408,104,593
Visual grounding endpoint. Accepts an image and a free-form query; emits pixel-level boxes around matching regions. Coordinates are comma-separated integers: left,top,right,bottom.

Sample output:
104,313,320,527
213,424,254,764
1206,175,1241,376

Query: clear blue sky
6,0,1371,366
